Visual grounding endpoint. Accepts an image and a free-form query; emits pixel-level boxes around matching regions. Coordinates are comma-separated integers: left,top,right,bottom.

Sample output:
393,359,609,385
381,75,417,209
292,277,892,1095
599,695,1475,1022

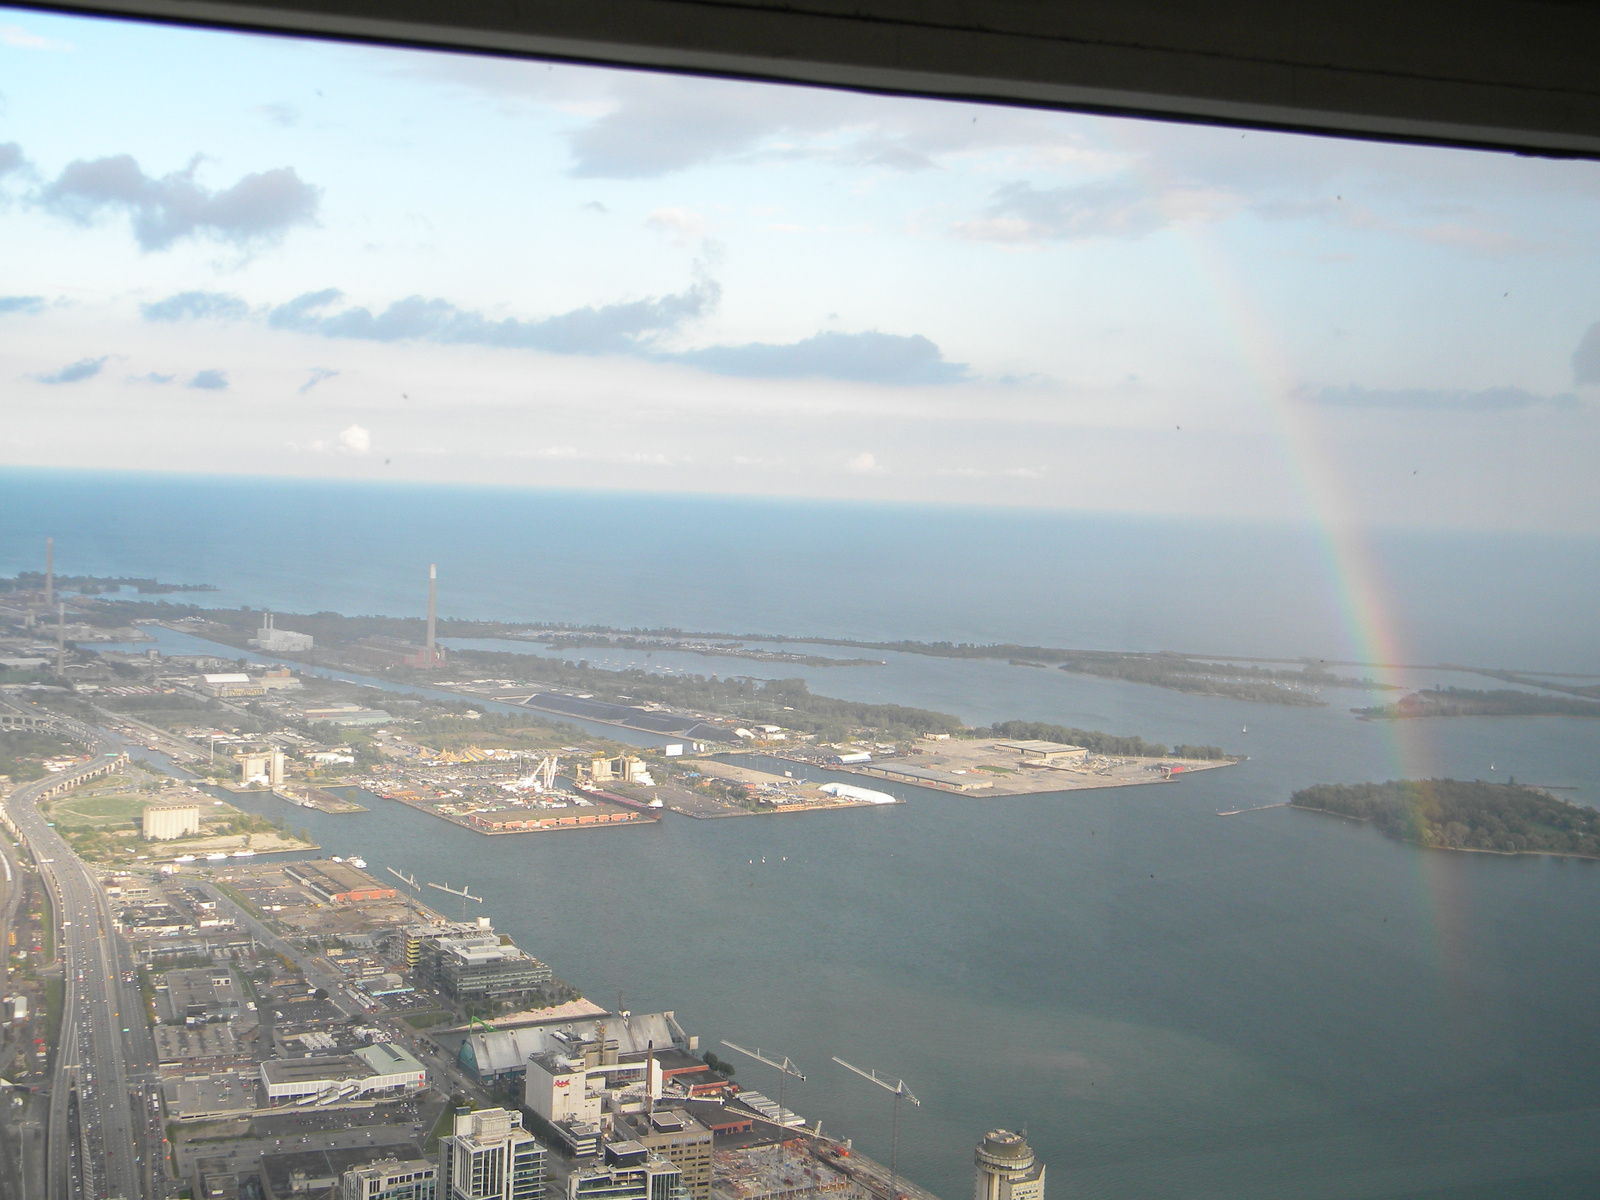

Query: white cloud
337,424,371,454
646,207,706,244
0,23,73,51
847,452,878,473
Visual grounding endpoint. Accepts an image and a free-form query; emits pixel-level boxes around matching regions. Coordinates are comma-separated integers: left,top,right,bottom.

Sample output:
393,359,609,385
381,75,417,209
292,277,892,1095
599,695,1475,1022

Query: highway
0,709,159,1200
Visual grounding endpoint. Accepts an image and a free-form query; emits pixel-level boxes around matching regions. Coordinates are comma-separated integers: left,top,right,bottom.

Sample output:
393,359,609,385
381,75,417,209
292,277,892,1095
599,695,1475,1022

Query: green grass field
45,791,150,828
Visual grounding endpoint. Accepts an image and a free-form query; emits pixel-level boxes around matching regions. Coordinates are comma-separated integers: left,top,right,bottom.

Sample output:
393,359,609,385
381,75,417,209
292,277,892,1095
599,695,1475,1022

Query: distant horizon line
0,462,1589,540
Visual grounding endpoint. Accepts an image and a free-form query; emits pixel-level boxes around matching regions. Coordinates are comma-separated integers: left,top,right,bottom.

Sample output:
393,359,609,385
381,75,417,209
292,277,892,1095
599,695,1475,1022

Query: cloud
956,179,1233,243
1574,322,1600,386
0,295,44,315
258,103,300,127
0,143,24,178
36,356,107,384
846,452,879,473
299,367,339,393
40,154,320,250
674,330,969,385
186,369,228,390
646,207,706,243
1306,385,1581,411
337,424,370,454
144,283,963,385
0,23,72,50
265,280,720,354
141,290,254,321
130,372,175,384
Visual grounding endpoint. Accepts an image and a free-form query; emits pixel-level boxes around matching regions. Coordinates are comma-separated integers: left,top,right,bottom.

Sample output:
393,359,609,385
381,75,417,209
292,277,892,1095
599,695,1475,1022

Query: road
0,710,159,1200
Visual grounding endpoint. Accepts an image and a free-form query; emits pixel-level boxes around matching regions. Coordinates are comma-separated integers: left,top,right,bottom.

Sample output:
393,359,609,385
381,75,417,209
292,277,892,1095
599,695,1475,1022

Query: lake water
9,469,1600,1199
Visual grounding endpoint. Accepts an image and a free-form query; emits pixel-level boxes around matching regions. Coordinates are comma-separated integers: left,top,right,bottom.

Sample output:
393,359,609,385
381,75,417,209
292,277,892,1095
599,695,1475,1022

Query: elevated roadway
0,706,158,1200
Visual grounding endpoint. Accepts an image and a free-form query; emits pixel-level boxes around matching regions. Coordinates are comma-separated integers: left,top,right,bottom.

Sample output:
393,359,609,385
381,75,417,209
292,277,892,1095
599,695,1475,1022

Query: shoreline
1289,803,1600,862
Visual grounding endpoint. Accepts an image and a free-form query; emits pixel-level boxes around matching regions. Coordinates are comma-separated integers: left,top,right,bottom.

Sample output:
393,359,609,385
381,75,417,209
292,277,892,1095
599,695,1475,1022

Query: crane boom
386,866,421,891
426,881,483,901
722,1041,805,1080
831,1057,919,1105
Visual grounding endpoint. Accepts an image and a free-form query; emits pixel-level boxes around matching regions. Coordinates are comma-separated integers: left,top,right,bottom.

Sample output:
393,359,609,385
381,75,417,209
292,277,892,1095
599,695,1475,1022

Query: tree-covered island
1353,687,1600,720
1291,779,1600,857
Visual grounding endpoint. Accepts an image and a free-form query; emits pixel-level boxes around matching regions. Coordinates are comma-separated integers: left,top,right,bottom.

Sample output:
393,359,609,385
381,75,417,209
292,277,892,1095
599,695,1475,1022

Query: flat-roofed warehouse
259,1044,427,1105
995,740,1088,764
286,860,398,904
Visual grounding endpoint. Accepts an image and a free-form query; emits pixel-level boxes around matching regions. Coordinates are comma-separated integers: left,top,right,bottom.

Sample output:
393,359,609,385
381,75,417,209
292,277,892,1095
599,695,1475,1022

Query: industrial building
342,1158,436,1200
237,748,286,787
142,803,201,841
439,1108,545,1200
461,1010,696,1089
286,860,398,904
252,613,315,653
569,1142,687,1200
258,1044,426,1105
994,741,1087,764
974,1130,1045,1200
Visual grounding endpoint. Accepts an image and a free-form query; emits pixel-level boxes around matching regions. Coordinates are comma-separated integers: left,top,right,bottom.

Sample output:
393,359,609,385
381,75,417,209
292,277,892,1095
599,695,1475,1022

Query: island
1353,687,1600,720
1291,779,1600,857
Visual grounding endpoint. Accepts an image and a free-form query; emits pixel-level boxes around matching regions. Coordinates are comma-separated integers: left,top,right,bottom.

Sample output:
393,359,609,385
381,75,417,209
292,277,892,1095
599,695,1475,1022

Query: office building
142,803,201,841
434,933,552,1002
612,1111,712,1200
342,1158,437,1200
974,1130,1045,1200
439,1108,545,1200
569,1143,686,1200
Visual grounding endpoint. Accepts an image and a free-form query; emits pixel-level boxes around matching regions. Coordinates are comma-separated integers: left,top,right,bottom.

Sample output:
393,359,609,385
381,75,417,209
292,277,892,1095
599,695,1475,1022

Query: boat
174,855,196,863
348,856,367,869
232,849,256,857
205,852,228,861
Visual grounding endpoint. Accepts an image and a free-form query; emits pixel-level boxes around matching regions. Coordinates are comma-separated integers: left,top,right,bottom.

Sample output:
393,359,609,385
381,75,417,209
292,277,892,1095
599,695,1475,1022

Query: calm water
11,469,1600,1198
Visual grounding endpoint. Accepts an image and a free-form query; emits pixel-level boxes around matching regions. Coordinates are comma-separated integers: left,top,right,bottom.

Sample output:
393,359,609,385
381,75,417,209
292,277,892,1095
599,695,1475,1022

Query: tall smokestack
427,563,437,659
44,537,53,607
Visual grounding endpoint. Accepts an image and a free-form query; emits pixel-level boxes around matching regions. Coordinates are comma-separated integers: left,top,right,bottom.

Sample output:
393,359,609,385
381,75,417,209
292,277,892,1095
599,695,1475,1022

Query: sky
2,8,1600,534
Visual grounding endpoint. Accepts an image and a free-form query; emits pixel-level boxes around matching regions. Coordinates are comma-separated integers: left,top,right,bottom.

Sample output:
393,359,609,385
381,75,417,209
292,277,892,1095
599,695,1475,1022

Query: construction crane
427,880,484,920
532,754,558,792
721,1040,805,1127
386,866,421,893
832,1057,919,1200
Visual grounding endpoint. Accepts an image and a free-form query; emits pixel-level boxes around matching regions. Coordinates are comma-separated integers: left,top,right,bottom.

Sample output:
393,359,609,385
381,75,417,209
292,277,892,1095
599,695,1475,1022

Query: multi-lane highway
1,709,160,1200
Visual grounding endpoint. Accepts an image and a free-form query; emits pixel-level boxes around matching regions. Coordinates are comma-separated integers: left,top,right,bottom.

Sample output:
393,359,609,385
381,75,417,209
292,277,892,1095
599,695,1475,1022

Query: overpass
0,702,162,1200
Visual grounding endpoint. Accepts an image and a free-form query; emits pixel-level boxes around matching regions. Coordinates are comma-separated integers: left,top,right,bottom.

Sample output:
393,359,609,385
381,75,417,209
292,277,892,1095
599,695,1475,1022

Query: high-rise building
569,1142,687,1200
439,1107,546,1200
974,1130,1045,1200
342,1158,438,1200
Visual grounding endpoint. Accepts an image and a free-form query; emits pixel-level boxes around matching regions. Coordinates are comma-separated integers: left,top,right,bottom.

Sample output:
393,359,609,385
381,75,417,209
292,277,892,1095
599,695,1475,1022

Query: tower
974,1130,1045,1200
44,536,53,607
427,563,437,661
439,1107,544,1200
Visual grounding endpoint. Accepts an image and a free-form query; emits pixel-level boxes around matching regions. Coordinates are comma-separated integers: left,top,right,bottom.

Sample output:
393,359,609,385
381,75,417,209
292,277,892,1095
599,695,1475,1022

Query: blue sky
2,8,1599,532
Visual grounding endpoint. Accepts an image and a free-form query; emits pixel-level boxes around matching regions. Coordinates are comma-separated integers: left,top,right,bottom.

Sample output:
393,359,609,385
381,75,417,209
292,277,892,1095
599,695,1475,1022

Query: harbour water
9,469,1600,1198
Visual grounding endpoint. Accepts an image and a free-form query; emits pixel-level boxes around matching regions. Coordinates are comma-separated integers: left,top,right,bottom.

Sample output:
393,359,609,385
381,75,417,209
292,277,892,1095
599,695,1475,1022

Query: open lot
834,738,1236,795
